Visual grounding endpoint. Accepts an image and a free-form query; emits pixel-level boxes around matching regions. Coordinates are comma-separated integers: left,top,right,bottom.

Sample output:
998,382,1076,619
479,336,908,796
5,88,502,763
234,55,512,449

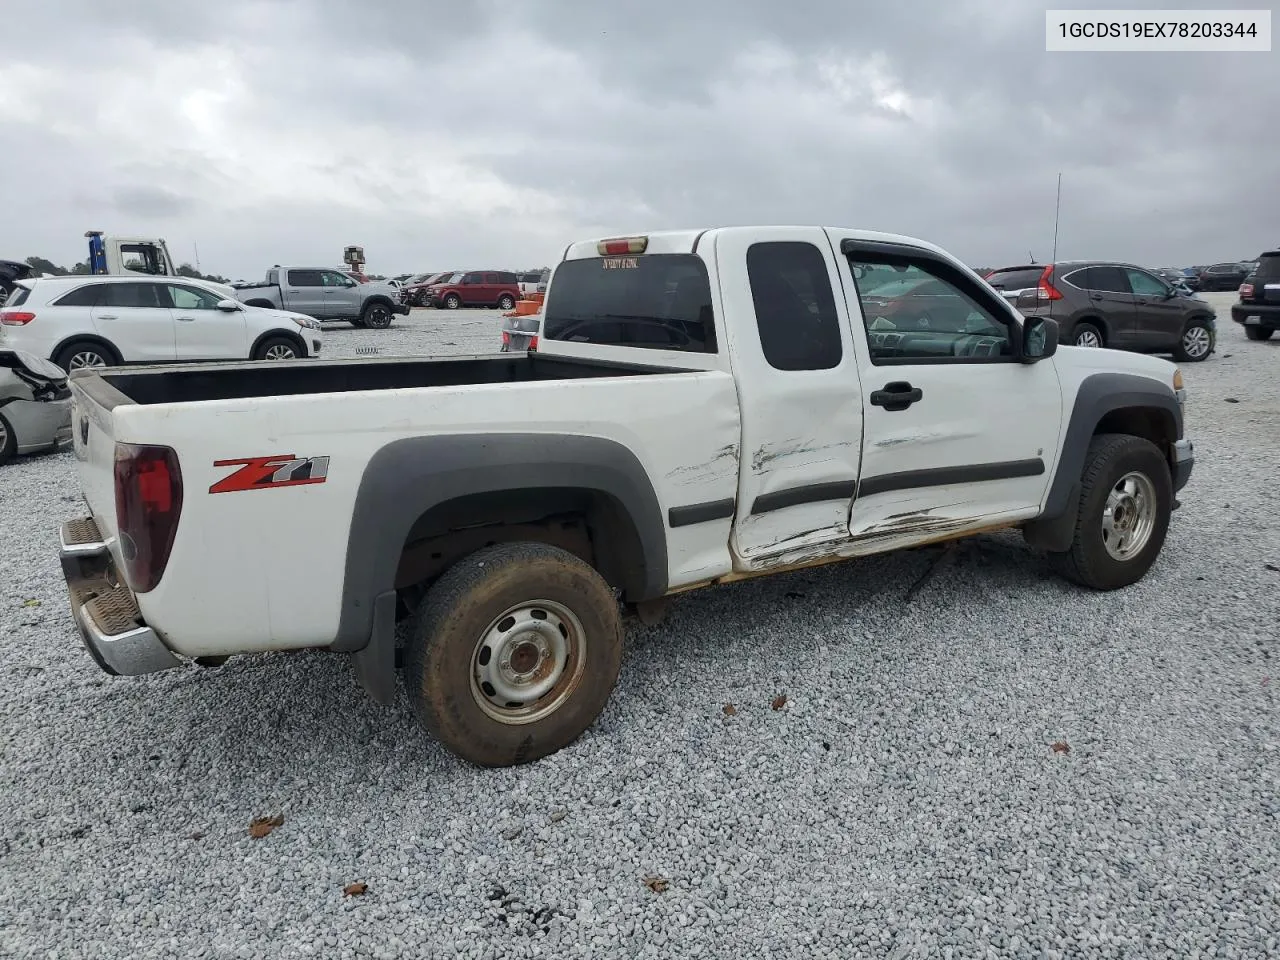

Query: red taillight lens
0,310,36,325
1239,283,1254,299
114,443,183,593
1037,265,1063,301
529,335,539,351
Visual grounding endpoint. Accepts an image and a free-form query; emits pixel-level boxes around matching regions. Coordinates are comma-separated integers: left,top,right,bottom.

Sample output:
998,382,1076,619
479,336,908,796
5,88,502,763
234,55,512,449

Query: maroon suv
426,271,520,310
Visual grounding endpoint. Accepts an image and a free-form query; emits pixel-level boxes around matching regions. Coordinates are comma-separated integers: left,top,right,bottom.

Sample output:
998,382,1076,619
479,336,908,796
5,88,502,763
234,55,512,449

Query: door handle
98,314,118,320
869,381,923,411
176,316,195,322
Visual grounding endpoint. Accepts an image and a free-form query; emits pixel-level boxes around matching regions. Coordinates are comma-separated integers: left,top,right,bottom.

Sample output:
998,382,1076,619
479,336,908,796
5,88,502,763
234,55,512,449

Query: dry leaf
722,703,737,716
343,882,368,897
249,813,284,839
22,599,40,607
1050,741,1071,755
771,694,788,711
643,875,669,893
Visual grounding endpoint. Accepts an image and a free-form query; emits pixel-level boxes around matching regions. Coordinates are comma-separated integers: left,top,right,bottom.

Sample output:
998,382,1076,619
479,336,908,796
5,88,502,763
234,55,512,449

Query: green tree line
21,255,228,284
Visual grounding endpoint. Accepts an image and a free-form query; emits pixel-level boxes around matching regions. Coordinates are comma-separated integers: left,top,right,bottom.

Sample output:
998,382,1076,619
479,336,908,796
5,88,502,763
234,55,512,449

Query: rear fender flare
333,432,668,654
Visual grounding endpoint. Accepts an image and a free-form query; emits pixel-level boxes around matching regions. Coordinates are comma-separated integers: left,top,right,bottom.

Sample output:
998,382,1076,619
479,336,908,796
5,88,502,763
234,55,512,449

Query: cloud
1,0,1275,278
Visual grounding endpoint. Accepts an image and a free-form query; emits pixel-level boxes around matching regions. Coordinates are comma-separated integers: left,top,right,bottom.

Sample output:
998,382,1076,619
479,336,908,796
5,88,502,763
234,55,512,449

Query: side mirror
216,299,241,312
1022,316,1058,361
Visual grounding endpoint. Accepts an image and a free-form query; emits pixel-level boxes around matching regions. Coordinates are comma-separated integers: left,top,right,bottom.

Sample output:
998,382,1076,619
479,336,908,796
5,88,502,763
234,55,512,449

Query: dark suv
1231,251,1280,341
1198,262,1250,291
1016,261,1216,362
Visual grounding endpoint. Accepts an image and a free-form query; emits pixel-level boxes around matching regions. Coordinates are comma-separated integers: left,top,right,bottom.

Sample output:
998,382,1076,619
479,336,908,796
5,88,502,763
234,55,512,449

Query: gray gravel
2,298,1277,958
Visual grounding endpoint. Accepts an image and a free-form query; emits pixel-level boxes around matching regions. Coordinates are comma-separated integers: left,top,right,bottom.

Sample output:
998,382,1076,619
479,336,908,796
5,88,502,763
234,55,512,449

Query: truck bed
77,353,683,406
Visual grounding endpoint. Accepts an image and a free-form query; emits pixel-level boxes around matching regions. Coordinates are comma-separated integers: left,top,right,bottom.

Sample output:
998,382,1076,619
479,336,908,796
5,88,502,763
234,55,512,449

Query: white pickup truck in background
58,226,1194,766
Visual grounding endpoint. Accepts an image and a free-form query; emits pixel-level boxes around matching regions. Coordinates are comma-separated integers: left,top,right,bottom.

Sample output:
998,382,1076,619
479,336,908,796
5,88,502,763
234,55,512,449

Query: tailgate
67,373,127,564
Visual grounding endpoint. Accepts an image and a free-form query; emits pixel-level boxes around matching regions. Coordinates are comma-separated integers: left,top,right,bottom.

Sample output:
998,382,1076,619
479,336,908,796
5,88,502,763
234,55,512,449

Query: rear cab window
542,253,717,353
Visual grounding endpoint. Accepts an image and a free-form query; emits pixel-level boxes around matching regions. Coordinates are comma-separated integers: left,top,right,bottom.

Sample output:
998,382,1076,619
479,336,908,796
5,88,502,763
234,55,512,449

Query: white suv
0,276,324,371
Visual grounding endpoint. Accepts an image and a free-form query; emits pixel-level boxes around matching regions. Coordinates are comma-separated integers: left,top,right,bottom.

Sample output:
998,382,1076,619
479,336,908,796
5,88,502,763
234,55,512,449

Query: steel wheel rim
1102,470,1158,561
1076,329,1101,348
470,599,586,725
1182,326,1210,358
264,344,296,360
68,350,107,369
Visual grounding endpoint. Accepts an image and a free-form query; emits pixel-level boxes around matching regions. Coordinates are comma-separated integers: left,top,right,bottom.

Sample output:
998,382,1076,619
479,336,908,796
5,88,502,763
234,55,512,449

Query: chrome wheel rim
470,600,586,725
1182,326,1211,358
1102,471,1158,561
500,297,514,310
68,350,107,370
264,344,296,360
1076,329,1101,348
446,296,460,309
0,416,9,450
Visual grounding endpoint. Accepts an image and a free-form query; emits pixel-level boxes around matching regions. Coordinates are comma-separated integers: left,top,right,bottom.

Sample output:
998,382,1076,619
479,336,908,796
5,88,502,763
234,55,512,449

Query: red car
402,271,454,307
426,271,520,310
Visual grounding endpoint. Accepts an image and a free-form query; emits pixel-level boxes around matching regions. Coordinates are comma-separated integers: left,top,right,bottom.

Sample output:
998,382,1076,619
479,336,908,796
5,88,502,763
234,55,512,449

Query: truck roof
561,226,954,262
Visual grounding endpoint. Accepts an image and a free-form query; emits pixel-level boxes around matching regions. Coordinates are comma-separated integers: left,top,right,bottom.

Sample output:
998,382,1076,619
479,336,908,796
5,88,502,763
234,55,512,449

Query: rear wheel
252,336,300,361
497,293,516,310
403,542,623,767
53,341,117,373
1072,322,1104,348
1047,434,1172,590
1172,319,1214,362
0,411,16,465
361,302,393,329
1244,326,1274,342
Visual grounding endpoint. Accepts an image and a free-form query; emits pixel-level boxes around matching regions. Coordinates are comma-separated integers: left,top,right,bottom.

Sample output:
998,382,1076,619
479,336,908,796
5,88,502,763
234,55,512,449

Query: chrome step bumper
58,518,181,677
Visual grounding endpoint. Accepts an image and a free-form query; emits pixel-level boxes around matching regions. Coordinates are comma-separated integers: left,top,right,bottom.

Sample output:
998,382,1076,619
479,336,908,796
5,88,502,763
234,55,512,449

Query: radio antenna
1051,172,1062,265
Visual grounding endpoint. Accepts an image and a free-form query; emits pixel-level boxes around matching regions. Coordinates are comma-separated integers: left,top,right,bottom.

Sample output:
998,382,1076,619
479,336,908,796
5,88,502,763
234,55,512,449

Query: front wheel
361,302,393,329
404,542,623,767
443,294,462,310
252,335,300,361
1172,319,1213,362
1244,325,1274,342
1047,433,1172,590
497,294,516,311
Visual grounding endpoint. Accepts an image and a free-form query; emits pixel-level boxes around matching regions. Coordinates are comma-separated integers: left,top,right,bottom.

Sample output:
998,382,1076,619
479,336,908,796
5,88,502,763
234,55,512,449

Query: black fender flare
1024,372,1182,551
335,432,668,654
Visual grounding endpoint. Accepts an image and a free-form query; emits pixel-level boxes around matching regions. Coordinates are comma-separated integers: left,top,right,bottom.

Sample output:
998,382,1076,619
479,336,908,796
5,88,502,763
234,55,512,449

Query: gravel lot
2,297,1277,959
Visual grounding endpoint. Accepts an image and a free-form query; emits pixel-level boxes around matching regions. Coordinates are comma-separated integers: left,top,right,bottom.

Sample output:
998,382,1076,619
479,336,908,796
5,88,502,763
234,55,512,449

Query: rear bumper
1231,303,1280,329
5,395,73,454
1173,438,1194,493
58,517,182,676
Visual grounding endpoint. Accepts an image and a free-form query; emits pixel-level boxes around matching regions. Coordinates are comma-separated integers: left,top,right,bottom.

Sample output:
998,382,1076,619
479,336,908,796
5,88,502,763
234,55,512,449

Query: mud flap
1022,480,1082,553
351,590,398,705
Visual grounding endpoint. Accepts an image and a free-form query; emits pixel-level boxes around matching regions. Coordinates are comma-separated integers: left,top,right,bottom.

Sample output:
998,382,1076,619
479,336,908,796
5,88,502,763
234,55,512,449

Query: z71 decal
209,454,331,494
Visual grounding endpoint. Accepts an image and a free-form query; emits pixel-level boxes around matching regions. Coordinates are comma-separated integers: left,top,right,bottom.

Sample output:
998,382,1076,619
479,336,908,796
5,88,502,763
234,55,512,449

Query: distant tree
24,256,69,276
176,262,230,284
25,255,226,282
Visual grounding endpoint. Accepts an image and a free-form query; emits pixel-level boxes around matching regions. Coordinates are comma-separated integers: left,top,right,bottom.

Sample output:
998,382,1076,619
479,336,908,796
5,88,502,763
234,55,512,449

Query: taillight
529,335,539,351
1037,265,1063,301
1239,283,1254,300
114,443,183,593
501,331,511,346
0,311,36,325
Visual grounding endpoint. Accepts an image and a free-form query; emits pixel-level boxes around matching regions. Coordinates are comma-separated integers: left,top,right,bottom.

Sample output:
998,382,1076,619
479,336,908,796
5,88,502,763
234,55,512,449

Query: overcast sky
2,0,1276,279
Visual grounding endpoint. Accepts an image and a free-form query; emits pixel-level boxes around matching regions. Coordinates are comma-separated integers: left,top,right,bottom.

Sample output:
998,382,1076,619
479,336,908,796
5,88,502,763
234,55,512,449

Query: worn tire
0,411,16,465
404,542,623,767
1244,326,1273,341
361,301,393,329
1172,318,1214,362
1072,322,1104,348
1047,433,1172,591
497,293,516,310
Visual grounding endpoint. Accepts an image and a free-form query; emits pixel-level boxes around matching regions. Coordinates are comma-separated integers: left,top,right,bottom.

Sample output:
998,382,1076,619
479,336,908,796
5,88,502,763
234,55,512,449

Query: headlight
1173,368,1186,404
291,316,320,331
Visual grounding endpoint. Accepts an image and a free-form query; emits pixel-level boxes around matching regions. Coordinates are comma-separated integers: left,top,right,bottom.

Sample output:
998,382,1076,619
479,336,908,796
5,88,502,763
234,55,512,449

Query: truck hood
1054,343,1180,385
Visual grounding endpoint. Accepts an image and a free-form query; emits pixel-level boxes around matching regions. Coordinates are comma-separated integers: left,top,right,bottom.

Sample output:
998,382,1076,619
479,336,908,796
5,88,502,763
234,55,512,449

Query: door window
102,282,170,308
320,271,353,287
168,284,224,310
54,284,106,307
484,272,500,284
1125,269,1169,298
463,272,483,285
287,270,323,286
1084,266,1132,293
746,241,842,371
848,257,1013,363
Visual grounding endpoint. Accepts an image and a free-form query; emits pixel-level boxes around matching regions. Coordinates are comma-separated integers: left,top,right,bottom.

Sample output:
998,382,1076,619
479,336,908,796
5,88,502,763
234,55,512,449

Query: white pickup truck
58,226,1194,766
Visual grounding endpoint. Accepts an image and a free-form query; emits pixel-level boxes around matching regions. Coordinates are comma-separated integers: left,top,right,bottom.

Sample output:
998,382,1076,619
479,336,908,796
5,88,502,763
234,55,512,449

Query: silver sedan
0,350,73,465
